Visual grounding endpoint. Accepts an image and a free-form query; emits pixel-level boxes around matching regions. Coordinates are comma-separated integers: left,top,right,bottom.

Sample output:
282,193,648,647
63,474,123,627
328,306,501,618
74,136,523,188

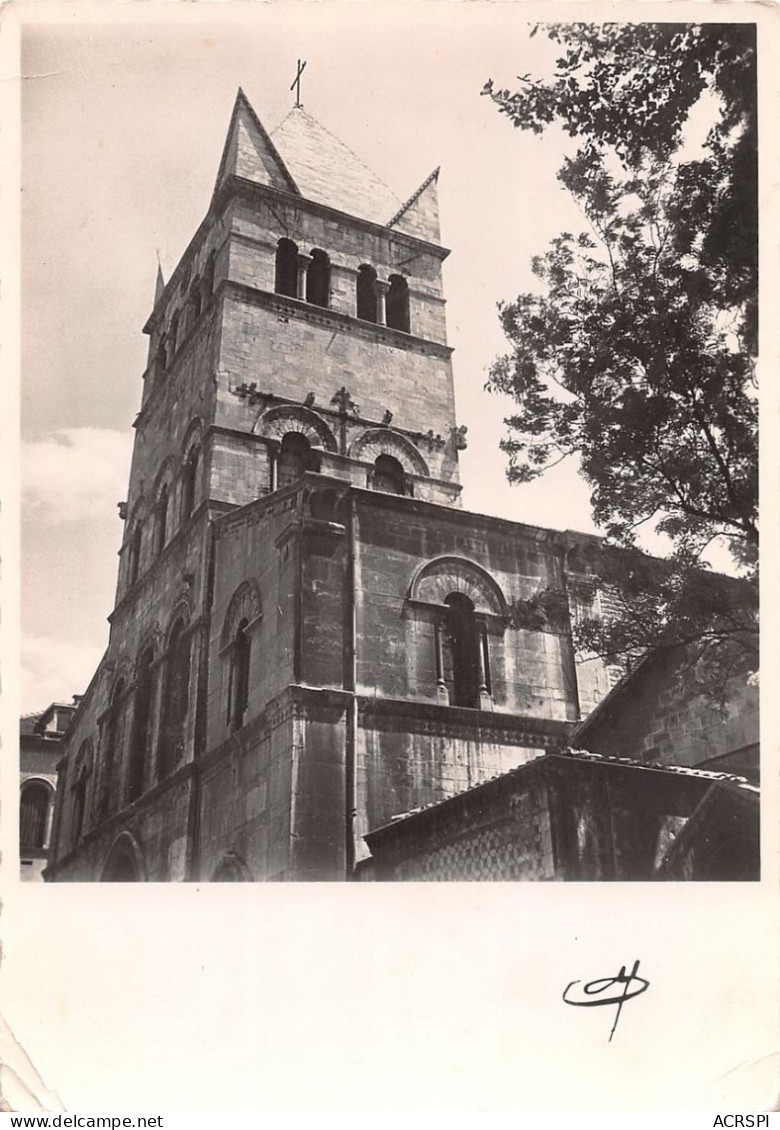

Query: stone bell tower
48,90,580,884
144,89,465,526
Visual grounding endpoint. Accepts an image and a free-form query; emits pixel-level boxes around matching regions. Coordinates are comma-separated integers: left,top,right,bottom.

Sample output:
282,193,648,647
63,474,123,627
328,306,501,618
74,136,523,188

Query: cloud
22,427,133,524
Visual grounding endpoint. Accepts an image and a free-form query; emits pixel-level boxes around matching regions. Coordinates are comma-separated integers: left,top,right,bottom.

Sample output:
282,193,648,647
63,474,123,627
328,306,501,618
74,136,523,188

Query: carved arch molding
349,428,429,476
409,556,507,617
257,406,338,452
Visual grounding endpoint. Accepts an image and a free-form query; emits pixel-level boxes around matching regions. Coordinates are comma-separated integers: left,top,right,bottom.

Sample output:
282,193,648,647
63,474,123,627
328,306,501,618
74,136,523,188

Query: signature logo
563,959,649,1041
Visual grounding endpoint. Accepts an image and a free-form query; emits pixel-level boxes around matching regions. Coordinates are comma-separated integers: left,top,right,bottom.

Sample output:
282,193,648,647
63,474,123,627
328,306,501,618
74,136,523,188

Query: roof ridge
377,747,758,830
270,106,301,134
387,166,440,229
561,746,756,787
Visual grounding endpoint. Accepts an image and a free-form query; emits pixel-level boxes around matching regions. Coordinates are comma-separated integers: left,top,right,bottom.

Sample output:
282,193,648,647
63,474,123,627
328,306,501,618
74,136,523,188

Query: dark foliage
483,23,758,693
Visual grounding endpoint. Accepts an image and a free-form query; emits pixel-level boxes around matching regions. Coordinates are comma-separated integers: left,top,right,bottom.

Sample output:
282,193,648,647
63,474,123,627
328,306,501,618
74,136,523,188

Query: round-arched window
372,454,405,495
20,782,51,850
277,432,316,488
275,238,298,298
356,265,377,322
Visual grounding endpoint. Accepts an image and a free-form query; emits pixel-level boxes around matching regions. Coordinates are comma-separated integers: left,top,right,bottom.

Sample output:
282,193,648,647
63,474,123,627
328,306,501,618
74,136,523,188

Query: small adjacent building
19,701,77,881
361,749,759,882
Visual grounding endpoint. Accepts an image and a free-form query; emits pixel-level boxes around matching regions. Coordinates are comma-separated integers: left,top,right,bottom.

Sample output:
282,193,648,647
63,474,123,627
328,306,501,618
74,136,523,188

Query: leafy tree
484,24,756,343
482,23,758,693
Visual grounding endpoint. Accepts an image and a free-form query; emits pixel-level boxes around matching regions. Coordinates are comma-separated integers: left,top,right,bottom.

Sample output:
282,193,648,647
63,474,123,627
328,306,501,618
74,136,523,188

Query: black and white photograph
1,0,776,1114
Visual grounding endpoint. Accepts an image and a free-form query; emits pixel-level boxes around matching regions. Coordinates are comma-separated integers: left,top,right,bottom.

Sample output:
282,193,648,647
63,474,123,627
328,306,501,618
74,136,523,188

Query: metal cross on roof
290,59,307,108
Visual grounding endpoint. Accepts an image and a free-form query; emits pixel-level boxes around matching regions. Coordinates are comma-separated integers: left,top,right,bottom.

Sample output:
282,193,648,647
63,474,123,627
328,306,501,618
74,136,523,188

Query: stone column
44,780,58,850
374,278,390,326
478,621,493,710
434,621,449,704
296,252,313,301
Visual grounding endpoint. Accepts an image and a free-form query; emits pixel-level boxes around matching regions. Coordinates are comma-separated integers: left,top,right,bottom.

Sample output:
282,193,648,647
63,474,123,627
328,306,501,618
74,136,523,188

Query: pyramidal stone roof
214,90,441,241
271,107,402,226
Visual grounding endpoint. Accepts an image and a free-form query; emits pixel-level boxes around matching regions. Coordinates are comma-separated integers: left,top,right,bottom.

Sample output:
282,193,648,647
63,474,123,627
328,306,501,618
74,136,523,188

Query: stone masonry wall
226,195,448,343
206,491,301,755
216,292,458,477
354,493,579,718
576,655,759,770
51,772,195,881
369,775,556,882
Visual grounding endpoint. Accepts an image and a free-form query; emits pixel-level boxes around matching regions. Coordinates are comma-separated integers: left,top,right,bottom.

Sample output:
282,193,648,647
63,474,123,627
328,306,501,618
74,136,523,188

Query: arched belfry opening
356,264,377,322
275,238,298,298
307,249,330,308
277,432,317,489
386,274,410,333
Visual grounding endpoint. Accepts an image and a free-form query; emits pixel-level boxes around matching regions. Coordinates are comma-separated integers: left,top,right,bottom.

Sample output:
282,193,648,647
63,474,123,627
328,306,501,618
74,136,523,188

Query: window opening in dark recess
386,274,410,333
275,238,298,298
356,264,378,322
307,249,331,308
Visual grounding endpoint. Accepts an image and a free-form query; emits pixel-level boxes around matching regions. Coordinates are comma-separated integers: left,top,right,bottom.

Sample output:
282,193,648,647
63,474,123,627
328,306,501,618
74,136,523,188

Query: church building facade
47,91,617,882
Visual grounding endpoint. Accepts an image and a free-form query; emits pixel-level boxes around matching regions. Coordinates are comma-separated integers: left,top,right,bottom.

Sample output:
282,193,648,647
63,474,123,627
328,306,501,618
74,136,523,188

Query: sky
5,3,776,1115
17,6,607,714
